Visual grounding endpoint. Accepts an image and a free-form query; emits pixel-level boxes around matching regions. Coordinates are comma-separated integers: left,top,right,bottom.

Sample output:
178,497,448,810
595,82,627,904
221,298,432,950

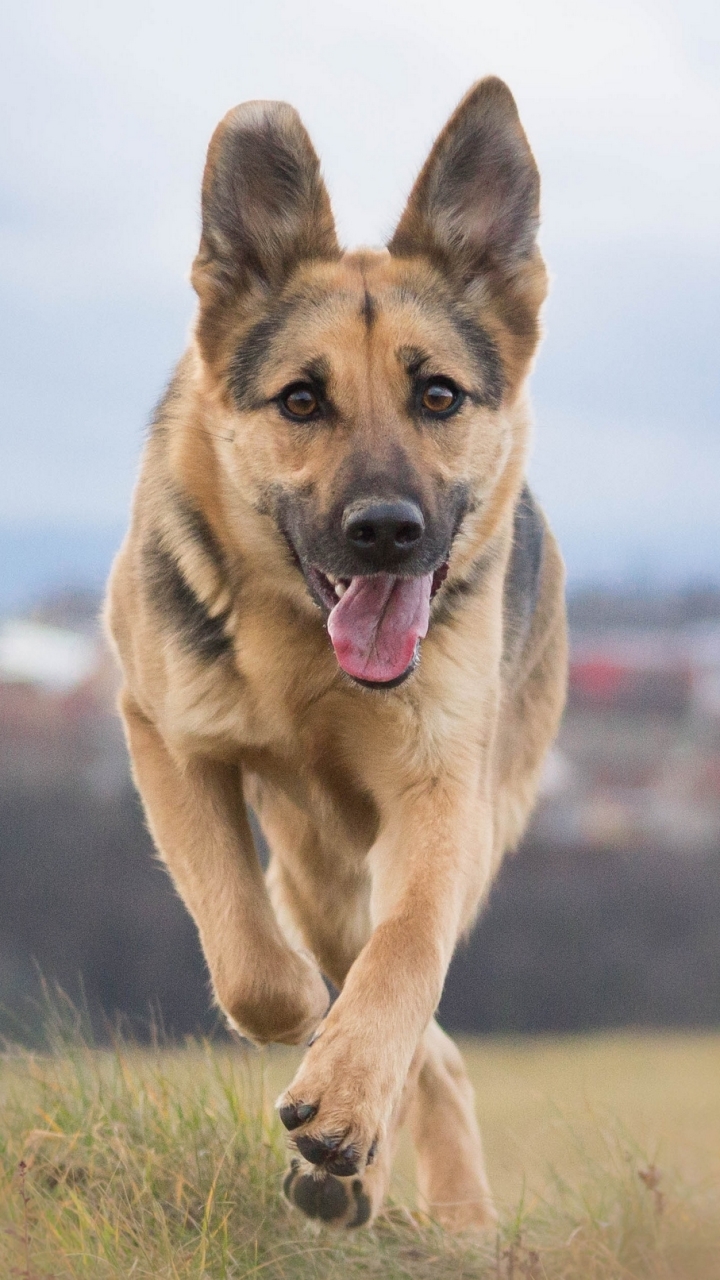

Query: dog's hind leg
253,786,373,992
409,1019,496,1232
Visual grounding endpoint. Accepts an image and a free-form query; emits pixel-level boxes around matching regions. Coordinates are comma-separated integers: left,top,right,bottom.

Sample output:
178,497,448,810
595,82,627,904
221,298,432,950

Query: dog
105,76,567,1232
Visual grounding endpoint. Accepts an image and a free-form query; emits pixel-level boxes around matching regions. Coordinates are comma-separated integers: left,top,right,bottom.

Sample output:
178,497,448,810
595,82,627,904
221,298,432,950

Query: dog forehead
270,259,483,372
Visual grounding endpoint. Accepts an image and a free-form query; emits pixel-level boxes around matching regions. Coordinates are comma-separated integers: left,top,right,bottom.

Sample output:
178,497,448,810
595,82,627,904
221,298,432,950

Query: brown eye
421,380,460,415
281,384,319,419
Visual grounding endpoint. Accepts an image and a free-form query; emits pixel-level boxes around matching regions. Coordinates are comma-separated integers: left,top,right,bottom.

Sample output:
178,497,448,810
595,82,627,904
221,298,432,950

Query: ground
1,1024,718,1278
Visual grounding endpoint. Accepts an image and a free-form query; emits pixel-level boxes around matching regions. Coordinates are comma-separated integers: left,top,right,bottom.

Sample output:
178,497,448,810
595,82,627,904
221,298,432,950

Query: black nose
342,500,425,566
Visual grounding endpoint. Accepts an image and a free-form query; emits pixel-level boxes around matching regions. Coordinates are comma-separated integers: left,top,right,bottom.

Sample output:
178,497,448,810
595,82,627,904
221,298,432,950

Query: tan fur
105,78,567,1231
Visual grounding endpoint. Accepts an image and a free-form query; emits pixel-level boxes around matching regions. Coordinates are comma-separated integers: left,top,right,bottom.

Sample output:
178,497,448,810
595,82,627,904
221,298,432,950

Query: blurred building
535,603,720,853
0,595,126,795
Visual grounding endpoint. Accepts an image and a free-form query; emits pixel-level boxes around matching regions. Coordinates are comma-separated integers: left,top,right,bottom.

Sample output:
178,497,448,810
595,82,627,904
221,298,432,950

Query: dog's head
189,80,547,687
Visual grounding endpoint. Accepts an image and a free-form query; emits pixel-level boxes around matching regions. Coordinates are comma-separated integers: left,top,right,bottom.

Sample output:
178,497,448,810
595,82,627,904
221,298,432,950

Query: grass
1,1010,719,1278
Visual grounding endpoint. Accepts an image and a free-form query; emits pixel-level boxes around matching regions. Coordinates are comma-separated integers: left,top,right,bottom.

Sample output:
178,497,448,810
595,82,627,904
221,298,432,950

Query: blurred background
0,0,719,1040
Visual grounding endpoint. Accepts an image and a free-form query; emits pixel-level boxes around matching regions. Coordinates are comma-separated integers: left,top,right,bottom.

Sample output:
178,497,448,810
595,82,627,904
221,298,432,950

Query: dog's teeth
335,583,347,598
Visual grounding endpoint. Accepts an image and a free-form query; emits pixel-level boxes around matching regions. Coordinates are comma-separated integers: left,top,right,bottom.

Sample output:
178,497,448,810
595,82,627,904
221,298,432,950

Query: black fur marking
392,289,505,409
170,489,227,577
291,1172,349,1222
397,345,430,377
503,484,544,664
230,300,300,410
300,356,331,393
230,289,333,411
278,463,470,620
448,311,504,408
143,534,232,662
279,456,453,587
448,480,474,536
347,1179,372,1229
432,554,492,627
361,289,376,328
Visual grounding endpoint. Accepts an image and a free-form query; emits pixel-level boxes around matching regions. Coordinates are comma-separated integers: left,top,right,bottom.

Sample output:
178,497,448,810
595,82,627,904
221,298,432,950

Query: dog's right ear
192,102,339,358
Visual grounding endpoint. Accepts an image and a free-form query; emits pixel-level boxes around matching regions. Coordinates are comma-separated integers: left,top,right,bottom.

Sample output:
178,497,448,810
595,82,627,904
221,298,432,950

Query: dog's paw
276,1021,395,1193
283,1159,374,1228
277,1089,381,1184
278,1100,379,1176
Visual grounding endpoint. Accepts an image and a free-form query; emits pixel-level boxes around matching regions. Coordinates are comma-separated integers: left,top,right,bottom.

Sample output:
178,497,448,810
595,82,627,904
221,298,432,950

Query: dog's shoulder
106,360,236,677
501,483,566,697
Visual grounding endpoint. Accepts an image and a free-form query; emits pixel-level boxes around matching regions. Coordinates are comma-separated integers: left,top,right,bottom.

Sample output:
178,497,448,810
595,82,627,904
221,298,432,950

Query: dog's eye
421,380,461,415
280,384,319,419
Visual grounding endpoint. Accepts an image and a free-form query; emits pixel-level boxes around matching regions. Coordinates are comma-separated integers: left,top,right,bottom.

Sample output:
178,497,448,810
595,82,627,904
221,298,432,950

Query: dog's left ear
389,78,540,287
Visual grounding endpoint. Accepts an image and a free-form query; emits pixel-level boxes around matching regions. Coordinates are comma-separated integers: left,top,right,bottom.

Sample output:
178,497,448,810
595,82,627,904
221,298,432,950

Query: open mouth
305,564,448,687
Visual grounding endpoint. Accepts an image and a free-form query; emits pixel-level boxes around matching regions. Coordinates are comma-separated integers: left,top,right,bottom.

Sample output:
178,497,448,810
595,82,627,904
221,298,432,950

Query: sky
1,0,719,591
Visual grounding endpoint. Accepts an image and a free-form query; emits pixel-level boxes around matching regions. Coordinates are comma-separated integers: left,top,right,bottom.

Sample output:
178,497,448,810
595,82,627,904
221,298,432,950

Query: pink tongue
327,573,432,683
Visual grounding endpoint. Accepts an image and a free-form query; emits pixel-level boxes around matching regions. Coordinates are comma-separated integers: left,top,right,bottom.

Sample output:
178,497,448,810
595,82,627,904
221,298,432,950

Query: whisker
153,422,236,445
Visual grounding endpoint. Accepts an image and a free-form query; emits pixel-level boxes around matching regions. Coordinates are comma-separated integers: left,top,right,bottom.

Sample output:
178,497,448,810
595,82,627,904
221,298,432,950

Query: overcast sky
1,0,719,584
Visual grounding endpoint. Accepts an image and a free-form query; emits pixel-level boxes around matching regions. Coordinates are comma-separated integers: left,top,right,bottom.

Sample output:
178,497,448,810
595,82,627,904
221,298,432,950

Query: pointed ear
389,78,540,285
191,101,339,356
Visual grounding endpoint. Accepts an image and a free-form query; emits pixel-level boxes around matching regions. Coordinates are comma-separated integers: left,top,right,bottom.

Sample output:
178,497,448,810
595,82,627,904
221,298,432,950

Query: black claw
279,1102,318,1131
295,1131,361,1175
295,1131,340,1164
325,1146,360,1177
291,1172,349,1222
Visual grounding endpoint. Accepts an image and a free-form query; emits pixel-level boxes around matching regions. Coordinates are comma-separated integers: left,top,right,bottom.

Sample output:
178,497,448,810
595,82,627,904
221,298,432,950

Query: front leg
278,772,492,1218
121,692,329,1045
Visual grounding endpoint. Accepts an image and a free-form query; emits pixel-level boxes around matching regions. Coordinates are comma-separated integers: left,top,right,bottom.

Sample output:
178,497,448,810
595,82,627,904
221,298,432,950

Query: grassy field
1,1020,718,1279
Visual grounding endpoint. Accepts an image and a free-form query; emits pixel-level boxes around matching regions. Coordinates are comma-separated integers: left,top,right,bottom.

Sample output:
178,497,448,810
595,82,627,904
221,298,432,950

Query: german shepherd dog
106,77,567,1232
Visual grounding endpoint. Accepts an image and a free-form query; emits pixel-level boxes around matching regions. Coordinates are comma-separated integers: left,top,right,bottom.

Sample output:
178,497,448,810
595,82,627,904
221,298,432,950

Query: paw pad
283,1163,373,1228
283,1162,347,1223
